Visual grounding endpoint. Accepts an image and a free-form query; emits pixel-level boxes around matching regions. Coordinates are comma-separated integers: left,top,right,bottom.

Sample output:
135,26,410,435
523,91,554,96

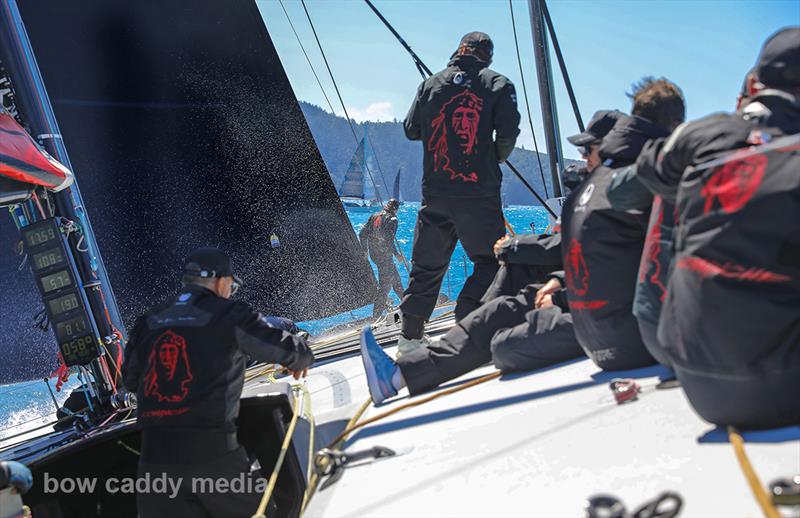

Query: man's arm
234,308,314,372
358,217,371,253
404,82,425,141
386,216,400,256
499,233,562,266
493,79,521,162
606,164,654,211
122,318,145,393
635,125,696,203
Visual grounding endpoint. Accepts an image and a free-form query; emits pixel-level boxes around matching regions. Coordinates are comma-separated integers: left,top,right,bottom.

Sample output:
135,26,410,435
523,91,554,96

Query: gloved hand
2,461,33,494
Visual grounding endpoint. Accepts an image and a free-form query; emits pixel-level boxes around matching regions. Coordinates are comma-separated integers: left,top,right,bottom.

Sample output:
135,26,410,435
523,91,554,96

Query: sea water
0,203,548,441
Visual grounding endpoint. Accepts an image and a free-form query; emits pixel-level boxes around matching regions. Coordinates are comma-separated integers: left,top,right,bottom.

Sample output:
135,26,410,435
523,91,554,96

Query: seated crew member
122,247,314,518
634,27,800,429
399,31,521,353
359,199,404,318
358,79,686,404
485,111,624,301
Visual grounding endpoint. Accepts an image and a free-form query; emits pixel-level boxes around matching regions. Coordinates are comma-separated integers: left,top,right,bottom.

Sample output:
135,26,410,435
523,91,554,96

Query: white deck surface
300,346,800,518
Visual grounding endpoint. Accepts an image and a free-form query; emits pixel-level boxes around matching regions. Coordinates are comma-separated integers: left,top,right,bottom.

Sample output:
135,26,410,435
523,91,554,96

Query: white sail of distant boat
392,166,403,204
339,128,385,212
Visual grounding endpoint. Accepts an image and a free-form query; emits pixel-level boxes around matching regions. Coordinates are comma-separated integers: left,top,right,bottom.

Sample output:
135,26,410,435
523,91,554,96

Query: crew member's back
123,247,314,517
636,27,800,429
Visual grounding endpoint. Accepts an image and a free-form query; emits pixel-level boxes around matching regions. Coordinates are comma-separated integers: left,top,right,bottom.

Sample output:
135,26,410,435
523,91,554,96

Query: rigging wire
298,0,410,273
277,0,338,116
298,0,391,202
509,0,549,199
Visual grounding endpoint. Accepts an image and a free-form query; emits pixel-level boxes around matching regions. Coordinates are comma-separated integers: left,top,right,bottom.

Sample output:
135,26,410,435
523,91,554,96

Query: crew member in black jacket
359,199,404,318
556,78,685,370
634,27,800,429
123,247,314,518
399,31,521,354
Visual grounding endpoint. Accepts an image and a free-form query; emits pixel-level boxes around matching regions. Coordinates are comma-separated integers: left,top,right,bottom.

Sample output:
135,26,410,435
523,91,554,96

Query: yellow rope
252,387,303,518
116,440,140,456
301,397,372,515
329,371,502,448
728,426,781,518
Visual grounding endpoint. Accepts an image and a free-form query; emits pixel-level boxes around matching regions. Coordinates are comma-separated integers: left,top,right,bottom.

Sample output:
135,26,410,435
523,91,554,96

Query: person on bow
634,27,800,429
399,31,521,354
122,247,314,517
358,78,686,404
359,199,405,318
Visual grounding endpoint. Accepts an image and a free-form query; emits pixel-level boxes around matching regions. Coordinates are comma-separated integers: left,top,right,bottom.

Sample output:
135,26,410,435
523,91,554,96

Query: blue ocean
0,203,548,442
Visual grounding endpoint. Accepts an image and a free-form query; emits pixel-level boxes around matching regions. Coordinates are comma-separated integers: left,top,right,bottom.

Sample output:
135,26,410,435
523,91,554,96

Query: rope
117,440,140,456
504,219,516,236
327,370,502,451
508,0,549,199
252,387,303,518
728,426,781,518
301,397,372,515
276,0,337,116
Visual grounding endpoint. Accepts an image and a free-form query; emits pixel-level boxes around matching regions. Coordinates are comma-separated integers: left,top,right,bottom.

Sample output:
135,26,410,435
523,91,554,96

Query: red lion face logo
428,90,484,183
144,330,193,403
564,239,590,297
639,196,668,301
701,152,767,215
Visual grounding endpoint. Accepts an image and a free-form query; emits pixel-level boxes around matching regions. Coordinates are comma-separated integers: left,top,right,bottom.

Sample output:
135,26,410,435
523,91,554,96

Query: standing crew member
400,31,521,353
359,199,405,318
122,247,314,517
635,27,800,429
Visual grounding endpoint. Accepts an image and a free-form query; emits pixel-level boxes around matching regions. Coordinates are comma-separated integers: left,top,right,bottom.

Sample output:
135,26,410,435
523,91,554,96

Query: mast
527,0,564,197
0,0,124,404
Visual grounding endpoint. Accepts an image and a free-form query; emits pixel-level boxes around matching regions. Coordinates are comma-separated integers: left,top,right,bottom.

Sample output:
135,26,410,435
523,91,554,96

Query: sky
257,0,799,160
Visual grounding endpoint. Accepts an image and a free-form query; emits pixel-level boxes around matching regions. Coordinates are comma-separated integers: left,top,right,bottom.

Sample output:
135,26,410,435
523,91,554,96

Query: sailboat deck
298,339,800,518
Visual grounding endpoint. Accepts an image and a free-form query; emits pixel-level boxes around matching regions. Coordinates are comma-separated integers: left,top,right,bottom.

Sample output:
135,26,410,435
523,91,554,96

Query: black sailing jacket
123,285,313,433
635,91,800,427
560,115,669,370
404,55,520,198
359,209,398,262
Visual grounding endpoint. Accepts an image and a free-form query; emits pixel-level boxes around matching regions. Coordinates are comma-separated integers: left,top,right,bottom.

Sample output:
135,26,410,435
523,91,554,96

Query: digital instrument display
54,314,90,342
39,269,72,294
32,247,66,272
59,335,98,366
23,222,58,248
47,292,82,317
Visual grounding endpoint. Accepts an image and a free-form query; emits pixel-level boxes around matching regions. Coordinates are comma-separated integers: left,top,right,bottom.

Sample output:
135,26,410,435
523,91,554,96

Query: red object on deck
0,109,73,191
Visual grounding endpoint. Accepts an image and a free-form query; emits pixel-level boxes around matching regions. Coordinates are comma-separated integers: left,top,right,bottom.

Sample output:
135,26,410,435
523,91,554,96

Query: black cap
567,110,624,147
453,32,494,63
184,247,241,284
756,27,800,88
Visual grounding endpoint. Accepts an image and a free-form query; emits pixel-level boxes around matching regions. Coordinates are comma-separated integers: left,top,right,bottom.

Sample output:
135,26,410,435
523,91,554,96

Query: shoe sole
360,326,388,405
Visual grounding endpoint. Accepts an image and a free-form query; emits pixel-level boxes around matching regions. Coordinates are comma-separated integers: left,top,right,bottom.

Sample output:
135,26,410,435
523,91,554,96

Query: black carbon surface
1,0,375,382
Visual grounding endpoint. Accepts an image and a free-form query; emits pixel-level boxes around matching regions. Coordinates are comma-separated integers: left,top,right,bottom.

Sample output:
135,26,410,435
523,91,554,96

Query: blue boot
360,326,398,405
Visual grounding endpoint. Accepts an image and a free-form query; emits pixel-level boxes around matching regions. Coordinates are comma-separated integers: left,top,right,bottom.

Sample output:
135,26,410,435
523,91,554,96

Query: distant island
299,101,580,205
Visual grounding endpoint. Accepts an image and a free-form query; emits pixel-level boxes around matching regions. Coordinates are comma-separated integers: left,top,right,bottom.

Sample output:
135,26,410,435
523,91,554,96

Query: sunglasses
579,145,595,158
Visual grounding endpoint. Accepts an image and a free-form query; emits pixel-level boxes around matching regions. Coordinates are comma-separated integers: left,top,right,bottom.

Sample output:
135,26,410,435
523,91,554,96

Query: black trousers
400,195,504,337
398,284,585,396
637,318,673,368
372,256,404,317
137,447,267,518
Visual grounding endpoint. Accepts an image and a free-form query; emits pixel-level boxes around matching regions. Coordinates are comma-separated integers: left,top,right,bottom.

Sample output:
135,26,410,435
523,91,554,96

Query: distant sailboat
339,129,385,212
392,166,403,205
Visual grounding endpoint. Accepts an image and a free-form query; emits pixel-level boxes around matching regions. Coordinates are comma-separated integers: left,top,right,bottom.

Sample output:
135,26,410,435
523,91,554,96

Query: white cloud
348,101,396,123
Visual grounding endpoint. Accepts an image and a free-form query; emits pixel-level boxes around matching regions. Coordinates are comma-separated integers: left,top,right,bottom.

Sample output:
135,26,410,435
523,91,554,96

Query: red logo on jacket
701,152,767,214
428,90,484,183
144,330,193,403
639,196,667,302
564,239,590,296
